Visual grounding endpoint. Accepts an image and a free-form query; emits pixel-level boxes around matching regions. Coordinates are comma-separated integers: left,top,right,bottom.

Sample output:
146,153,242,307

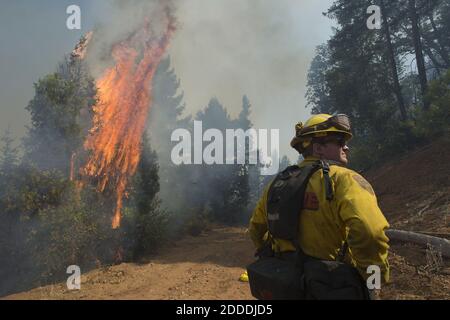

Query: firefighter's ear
312,141,323,156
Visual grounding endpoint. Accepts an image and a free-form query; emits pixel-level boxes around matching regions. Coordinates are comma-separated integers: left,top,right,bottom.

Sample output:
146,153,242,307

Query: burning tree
81,9,176,229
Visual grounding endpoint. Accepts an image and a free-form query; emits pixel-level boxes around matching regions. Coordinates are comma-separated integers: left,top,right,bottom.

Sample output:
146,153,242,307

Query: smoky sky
0,0,335,161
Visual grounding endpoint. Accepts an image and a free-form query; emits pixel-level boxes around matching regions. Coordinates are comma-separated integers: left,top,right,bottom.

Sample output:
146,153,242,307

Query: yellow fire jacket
249,157,390,283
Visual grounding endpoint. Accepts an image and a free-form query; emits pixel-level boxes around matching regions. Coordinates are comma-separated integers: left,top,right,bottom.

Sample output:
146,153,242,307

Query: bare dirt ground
4,226,255,300
4,138,450,300
365,137,450,299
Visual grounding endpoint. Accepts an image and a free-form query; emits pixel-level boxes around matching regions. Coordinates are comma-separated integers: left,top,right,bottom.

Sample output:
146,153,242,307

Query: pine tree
135,134,160,215
194,98,234,223
306,44,333,115
148,56,190,214
149,56,187,158
233,95,254,224
128,132,167,257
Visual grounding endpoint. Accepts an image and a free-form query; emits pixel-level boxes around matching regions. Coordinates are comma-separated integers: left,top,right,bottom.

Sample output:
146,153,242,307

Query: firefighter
248,114,390,299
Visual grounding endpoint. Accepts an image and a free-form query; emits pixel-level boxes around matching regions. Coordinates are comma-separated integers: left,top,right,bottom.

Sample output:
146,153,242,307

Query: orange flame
82,11,176,229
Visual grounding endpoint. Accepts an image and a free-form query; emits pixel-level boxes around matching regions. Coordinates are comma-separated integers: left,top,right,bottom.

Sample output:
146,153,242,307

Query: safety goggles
300,114,351,135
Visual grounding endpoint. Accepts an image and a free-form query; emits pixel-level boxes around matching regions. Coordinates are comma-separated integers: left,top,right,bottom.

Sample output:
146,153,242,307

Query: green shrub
182,206,212,237
414,70,450,139
121,200,170,259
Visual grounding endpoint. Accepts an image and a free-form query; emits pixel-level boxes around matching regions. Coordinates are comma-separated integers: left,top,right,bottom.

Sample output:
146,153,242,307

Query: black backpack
247,160,370,300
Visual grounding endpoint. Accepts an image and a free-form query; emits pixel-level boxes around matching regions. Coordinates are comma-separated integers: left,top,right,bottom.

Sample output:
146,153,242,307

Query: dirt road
4,226,255,300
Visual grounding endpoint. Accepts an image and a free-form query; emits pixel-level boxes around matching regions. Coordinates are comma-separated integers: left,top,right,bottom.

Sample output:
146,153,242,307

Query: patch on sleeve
352,174,375,195
303,192,319,210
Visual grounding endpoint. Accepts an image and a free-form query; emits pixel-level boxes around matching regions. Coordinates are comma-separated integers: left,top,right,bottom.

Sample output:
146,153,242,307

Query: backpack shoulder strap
267,162,322,242
321,160,334,201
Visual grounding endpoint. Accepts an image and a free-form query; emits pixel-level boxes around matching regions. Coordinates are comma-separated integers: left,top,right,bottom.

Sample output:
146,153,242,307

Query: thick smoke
86,0,178,77
168,0,334,161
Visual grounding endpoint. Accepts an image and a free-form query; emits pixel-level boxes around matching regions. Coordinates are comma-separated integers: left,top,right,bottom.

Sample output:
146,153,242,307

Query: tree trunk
423,44,442,76
421,26,445,73
428,14,450,68
380,0,407,121
386,229,450,258
415,231,450,240
409,0,429,109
